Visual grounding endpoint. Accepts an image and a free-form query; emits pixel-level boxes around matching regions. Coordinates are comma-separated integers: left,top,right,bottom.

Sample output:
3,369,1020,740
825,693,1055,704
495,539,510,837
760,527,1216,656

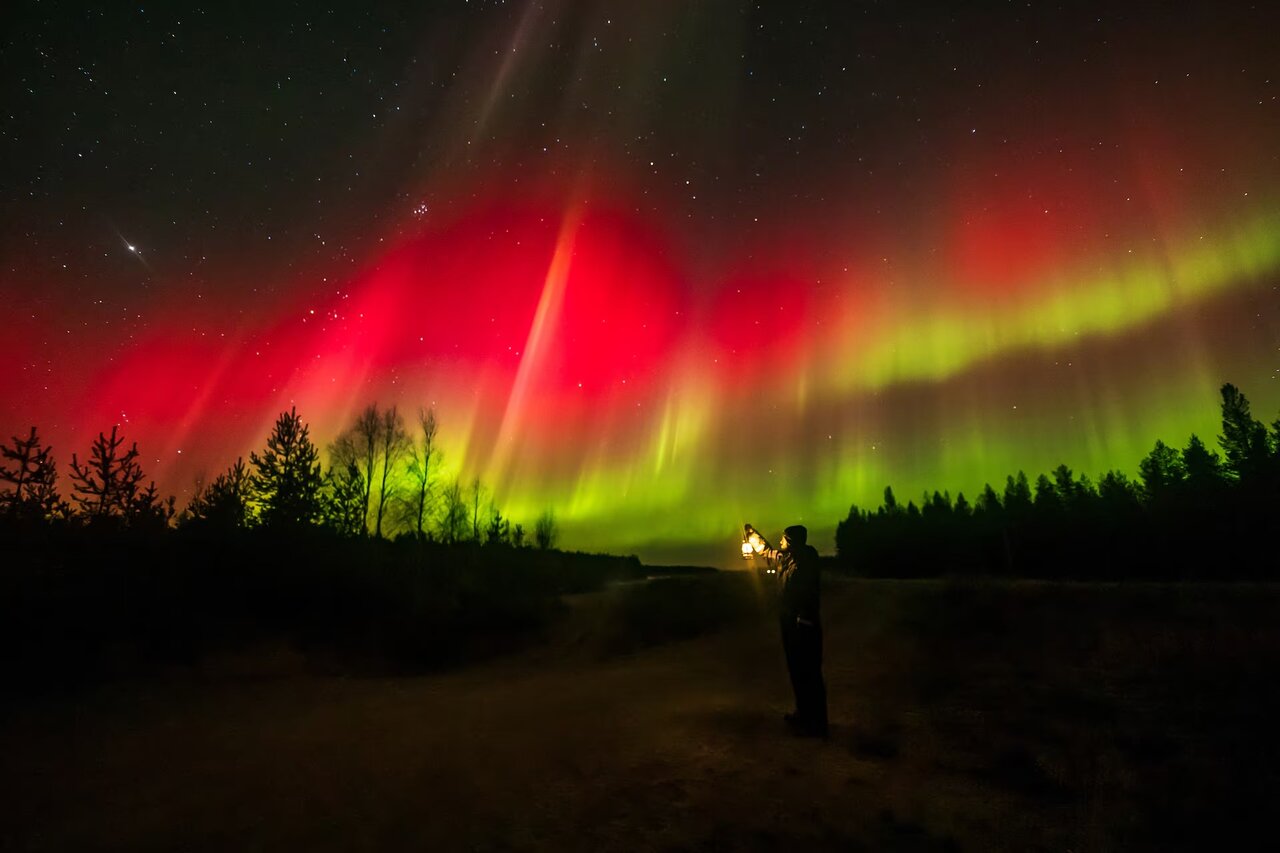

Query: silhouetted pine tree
1097,470,1140,511
250,408,322,530
135,483,175,531
0,427,62,521
831,382,1273,580
485,506,511,545
834,504,866,559
1219,383,1270,481
184,458,250,530
976,483,1002,515
1077,473,1096,503
321,458,366,536
1003,472,1033,517
68,426,158,523
1182,434,1225,492
882,486,900,515
1033,473,1059,514
1052,464,1079,505
922,490,950,521
1139,439,1186,503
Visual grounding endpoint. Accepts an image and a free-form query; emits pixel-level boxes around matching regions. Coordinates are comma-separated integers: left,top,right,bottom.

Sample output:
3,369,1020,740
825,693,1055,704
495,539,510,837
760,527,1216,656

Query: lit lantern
742,523,769,561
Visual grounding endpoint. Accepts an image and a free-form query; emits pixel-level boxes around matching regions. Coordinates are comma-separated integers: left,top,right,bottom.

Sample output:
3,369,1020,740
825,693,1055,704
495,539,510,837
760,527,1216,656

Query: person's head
780,524,807,551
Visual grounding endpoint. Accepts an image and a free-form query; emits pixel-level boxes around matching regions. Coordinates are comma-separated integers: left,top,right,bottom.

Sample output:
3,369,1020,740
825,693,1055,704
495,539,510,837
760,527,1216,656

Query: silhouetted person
746,523,828,738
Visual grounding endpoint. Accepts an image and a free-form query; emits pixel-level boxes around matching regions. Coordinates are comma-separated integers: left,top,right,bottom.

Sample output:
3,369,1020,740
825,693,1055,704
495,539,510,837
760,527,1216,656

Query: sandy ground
2,576,1276,851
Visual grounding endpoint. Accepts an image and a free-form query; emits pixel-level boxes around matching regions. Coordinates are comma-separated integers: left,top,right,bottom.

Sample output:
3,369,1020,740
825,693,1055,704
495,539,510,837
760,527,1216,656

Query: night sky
3,1,1279,561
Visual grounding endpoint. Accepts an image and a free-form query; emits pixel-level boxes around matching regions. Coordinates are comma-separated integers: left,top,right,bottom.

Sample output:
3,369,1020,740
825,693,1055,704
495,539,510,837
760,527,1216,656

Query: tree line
835,383,1280,579
0,403,559,550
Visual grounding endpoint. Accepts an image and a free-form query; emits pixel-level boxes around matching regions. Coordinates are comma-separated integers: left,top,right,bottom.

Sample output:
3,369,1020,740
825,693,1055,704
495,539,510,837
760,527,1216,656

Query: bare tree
329,432,358,476
437,478,469,544
470,477,485,543
534,508,558,550
373,405,409,538
352,403,381,533
402,406,440,539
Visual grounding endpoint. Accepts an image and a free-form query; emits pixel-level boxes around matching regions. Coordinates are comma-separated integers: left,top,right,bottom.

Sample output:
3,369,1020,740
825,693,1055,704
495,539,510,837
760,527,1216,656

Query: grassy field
2,574,1277,851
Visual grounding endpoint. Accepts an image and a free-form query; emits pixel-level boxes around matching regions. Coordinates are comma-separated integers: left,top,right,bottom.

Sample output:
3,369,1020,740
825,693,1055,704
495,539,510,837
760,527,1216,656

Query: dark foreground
3,575,1277,851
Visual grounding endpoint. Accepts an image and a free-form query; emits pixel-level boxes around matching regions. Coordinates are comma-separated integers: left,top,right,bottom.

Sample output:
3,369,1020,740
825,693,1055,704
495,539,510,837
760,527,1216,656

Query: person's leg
807,626,828,733
795,625,828,735
781,621,804,718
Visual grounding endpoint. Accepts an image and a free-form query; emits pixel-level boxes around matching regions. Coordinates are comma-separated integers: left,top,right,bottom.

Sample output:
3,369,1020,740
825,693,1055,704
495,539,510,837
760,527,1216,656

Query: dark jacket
767,543,821,626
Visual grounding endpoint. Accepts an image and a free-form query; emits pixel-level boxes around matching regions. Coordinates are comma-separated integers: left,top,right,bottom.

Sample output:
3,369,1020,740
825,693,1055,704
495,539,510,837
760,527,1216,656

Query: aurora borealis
3,2,1278,562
